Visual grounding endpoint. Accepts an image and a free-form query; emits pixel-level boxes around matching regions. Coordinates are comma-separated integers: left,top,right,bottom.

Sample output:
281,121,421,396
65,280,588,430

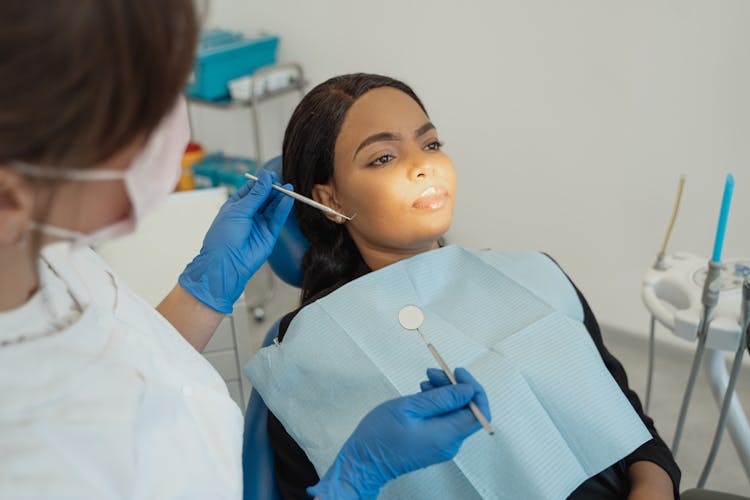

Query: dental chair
242,319,284,500
240,157,749,500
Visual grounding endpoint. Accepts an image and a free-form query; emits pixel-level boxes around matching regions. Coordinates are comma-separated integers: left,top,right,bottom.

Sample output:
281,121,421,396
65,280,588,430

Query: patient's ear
311,182,345,224
0,166,33,245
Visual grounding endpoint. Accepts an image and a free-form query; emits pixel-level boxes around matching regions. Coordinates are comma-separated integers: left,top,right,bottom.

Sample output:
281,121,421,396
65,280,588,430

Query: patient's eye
425,140,444,151
370,154,394,167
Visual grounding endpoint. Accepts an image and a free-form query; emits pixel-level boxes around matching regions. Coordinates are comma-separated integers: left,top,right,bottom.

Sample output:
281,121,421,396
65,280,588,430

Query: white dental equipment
397,304,495,435
641,173,750,484
243,172,356,221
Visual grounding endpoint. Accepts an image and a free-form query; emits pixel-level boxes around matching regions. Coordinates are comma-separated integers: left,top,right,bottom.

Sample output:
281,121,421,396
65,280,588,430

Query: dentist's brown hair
0,0,199,168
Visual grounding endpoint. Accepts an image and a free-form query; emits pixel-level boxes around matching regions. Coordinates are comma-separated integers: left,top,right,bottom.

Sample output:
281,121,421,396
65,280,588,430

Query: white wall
198,0,750,340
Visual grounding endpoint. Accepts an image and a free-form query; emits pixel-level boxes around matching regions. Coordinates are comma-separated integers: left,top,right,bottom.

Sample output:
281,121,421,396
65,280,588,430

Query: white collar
0,252,81,347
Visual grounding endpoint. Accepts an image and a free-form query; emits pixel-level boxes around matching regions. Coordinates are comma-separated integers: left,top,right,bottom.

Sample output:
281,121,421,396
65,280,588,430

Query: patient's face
316,87,456,268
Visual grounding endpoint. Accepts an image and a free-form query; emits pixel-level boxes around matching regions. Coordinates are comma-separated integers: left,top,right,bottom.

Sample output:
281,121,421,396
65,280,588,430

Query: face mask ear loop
10,161,127,182
28,222,84,241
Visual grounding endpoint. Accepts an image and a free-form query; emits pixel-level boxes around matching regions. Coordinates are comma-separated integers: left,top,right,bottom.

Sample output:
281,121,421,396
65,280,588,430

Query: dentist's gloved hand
419,367,491,406
179,171,294,313
308,368,491,500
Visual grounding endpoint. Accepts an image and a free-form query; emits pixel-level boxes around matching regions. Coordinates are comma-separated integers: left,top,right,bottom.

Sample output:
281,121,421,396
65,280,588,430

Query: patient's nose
408,157,434,180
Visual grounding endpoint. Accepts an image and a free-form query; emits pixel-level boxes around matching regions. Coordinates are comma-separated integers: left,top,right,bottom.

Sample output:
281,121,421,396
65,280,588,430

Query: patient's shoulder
277,280,347,342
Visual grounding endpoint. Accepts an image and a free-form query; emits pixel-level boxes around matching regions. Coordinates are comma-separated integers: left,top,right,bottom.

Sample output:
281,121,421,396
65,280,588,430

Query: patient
267,73,680,499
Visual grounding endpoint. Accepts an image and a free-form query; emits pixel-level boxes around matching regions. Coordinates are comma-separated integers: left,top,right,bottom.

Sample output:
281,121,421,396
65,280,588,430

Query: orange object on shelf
177,142,205,191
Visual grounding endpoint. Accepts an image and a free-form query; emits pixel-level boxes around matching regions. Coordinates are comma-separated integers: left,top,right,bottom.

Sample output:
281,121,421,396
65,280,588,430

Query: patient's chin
402,226,450,252
420,216,452,242
358,213,452,254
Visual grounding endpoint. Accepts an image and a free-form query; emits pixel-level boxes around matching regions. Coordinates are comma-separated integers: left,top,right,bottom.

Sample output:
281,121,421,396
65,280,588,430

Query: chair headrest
262,156,309,288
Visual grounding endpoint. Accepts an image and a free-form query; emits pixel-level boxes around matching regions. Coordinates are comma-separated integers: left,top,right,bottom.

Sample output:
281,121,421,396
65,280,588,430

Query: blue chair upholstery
242,156,308,499
242,320,282,500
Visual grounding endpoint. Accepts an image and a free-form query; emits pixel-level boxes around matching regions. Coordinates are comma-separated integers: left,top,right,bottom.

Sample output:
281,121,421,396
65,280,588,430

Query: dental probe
398,305,495,435
244,172,356,221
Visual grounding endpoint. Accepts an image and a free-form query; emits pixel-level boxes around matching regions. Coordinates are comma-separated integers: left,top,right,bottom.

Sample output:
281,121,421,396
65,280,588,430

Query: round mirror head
398,305,424,330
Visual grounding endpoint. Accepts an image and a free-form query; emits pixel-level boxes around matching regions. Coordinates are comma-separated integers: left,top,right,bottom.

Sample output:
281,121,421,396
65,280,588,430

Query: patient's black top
267,256,681,499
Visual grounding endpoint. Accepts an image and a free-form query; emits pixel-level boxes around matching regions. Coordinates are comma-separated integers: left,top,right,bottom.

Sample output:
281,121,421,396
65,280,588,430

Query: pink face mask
12,97,190,247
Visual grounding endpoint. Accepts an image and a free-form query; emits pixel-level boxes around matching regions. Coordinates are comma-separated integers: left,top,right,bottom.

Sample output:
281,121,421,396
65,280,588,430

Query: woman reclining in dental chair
245,73,680,499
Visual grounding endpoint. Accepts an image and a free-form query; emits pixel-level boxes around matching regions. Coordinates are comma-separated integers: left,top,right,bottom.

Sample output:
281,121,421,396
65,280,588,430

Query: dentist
0,1,489,499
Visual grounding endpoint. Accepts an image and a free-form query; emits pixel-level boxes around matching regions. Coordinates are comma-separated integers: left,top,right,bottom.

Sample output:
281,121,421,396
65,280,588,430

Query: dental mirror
398,304,424,330
397,304,495,435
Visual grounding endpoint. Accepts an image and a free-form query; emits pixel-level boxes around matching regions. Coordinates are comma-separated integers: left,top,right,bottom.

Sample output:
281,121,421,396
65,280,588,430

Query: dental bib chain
0,257,83,348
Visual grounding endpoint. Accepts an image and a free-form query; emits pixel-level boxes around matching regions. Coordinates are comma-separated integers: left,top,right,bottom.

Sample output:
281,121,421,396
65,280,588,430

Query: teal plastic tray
192,152,258,194
187,30,279,101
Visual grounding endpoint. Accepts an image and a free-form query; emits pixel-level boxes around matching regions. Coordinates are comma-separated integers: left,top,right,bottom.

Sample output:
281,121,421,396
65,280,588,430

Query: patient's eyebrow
415,122,436,137
354,132,401,159
353,122,436,160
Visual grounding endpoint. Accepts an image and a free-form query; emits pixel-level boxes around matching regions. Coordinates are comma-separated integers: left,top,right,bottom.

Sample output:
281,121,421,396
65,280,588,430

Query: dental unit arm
641,174,750,483
671,174,734,456
697,276,750,487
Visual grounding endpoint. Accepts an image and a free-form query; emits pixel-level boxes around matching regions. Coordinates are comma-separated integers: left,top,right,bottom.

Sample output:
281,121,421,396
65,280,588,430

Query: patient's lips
413,186,448,210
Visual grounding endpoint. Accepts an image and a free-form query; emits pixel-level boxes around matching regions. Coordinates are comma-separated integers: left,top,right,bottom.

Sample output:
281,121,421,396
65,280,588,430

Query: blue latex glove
179,171,294,313
419,368,491,404
308,368,491,499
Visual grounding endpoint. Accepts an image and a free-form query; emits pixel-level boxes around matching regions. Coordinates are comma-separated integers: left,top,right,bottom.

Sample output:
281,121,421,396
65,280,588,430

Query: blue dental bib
246,246,650,499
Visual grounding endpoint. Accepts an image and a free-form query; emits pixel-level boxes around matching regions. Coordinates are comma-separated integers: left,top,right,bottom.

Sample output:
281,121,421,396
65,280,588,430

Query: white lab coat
0,243,244,499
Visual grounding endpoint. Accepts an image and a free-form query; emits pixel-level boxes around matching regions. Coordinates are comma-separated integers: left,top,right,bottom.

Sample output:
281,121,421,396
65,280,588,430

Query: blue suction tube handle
711,173,734,263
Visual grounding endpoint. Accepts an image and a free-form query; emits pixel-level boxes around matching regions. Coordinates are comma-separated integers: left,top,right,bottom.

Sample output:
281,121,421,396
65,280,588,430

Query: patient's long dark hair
282,73,427,302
